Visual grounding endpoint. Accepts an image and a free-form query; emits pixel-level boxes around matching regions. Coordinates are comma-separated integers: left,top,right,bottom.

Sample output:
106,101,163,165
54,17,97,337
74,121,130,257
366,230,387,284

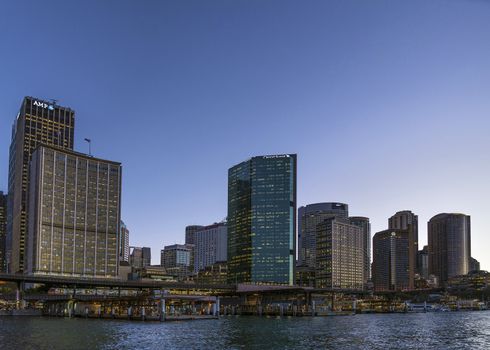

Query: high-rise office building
142,247,151,267
227,154,297,285
26,145,121,278
185,225,204,245
315,217,364,290
129,247,143,269
7,97,75,273
161,244,193,268
372,229,410,291
428,213,471,285
417,245,429,280
129,246,151,270
160,244,193,280
193,222,227,272
0,192,7,272
119,221,130,263
388,211,418,289
298,202,348,269
349,216,371,283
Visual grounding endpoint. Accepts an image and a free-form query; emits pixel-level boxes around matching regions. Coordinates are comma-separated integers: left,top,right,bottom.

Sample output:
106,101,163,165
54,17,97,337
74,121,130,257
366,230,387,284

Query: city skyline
1,0,489,270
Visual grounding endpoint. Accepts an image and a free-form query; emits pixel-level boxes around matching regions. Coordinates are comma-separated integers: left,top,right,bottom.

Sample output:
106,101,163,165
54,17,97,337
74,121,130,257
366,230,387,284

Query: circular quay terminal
0,1,489,349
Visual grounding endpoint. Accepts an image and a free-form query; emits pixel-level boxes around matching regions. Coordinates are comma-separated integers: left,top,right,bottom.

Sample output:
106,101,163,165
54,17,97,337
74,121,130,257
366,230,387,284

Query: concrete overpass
0,273,235,293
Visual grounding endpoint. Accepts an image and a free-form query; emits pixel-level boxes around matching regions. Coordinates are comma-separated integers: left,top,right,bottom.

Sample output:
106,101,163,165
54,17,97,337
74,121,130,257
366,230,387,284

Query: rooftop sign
33,100,54,110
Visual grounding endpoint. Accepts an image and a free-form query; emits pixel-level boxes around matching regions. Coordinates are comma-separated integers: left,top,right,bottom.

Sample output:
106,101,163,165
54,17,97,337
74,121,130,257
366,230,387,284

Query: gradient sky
1,0,489,268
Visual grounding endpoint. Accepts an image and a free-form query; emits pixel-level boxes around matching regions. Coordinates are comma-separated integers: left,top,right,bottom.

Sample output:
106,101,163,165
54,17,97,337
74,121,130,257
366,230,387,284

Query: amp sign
33,100,54,110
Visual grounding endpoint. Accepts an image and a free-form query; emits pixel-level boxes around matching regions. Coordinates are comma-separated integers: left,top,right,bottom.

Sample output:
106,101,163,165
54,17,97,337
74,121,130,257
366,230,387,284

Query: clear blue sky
1,0,489,268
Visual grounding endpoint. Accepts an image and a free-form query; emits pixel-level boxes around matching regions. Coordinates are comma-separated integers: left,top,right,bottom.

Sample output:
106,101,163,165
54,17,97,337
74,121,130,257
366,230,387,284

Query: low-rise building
196,261,227,285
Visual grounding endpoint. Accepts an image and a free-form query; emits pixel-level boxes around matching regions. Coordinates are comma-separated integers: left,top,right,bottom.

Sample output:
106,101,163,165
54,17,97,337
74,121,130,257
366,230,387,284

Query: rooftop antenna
84,138,92,156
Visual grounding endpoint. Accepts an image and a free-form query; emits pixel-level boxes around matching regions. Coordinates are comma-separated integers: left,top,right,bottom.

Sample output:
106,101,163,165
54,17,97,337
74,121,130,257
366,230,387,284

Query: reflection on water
1,312,490,349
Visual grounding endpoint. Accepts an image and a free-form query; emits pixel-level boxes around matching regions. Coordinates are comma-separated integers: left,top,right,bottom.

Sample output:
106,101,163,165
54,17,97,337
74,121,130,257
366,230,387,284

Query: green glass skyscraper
227,154,297,285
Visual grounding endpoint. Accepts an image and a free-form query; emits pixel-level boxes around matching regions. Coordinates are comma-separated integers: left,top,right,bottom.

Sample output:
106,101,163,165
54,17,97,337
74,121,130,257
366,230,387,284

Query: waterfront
1,312,490,349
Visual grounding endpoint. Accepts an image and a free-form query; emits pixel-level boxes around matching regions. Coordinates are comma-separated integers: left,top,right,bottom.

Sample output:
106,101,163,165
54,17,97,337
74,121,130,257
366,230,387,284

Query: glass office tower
26,145,121,278
227,154,297,285
7,97,75,273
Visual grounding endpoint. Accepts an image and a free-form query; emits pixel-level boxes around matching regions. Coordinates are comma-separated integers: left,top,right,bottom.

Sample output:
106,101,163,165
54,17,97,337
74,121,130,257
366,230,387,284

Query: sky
1,0,489,268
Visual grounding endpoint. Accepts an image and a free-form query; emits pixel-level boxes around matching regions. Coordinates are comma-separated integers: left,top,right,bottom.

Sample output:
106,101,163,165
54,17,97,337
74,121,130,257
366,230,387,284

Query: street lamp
84,138,92,156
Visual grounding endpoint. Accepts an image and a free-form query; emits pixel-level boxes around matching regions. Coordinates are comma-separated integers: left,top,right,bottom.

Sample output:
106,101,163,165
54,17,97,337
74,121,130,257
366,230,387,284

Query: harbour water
1,312,490,349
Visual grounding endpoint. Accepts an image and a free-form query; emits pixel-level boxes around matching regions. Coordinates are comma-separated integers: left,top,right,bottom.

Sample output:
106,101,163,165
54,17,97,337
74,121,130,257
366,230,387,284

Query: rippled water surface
1,312,490,349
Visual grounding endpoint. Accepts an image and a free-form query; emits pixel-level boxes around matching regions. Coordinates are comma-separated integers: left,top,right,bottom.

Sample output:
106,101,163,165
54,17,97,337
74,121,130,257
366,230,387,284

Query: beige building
26,145,121,278
315,217,364,290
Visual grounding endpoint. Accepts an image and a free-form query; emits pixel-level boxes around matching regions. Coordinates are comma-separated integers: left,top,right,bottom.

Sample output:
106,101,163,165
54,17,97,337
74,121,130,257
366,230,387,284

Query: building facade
227,154,297,285
161,244,194,280
428,213,471,285
388,211,418,290
185,225,204,245
372,229,410,291
348,216,371,283
0,192,6,272
26,145,121,278
315,217,364,290
417,245,429,280
297,202,348,269
470,257,480,272
119,221,130,263
196,261,228,285
193,222,227,273
130,246,151,270
7,97,75,273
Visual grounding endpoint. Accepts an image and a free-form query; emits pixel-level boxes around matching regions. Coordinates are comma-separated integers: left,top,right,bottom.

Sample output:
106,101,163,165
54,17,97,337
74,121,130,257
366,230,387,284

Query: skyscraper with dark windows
349,216,371,284
417,245,429,280
129,246,152,270
428,213,471,285
298,202,348,269
142,247,151,267
227,154,296,285
25,145,121,278
0,192,7,272
372,229,410,291
7,97,75,273
388,211,418,289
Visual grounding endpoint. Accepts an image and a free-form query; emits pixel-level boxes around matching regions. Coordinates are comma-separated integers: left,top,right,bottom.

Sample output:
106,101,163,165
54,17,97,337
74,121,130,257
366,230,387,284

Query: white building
193,222,227,273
